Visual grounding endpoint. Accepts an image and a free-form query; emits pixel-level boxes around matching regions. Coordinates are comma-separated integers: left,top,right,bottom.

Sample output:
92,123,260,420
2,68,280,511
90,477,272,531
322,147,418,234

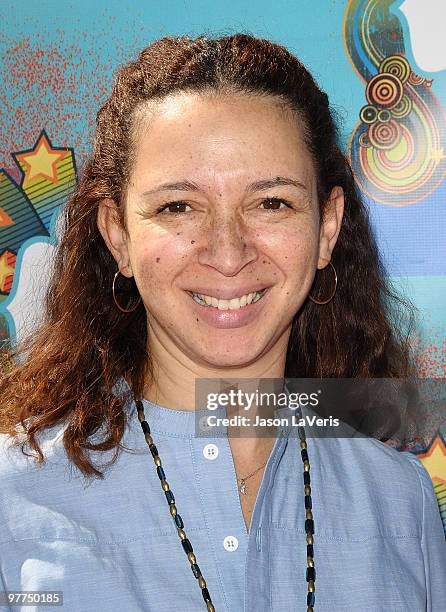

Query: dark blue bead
149,444,158,458
191,563,201,578
141,420,150,434
305,519,314,534
307,544,314,558
174,513,184,528
165,490,175,504
156,466,166,480
201,587,211,603
307,591,315,606
303,471,311,485
306,566,316,582
301,448,309,462
305,495,312,509
181,538,193,554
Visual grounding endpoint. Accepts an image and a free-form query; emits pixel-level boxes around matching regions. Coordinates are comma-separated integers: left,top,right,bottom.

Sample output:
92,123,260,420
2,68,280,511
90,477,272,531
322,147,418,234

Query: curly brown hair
0,33,418,479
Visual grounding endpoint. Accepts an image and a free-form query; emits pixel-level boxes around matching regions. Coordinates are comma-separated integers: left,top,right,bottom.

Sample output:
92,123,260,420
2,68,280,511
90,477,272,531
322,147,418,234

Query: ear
97,198,133,277
317,186,344,269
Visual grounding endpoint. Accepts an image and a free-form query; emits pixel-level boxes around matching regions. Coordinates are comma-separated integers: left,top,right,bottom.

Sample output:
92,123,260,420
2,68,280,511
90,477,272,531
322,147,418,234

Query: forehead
129,91,315,188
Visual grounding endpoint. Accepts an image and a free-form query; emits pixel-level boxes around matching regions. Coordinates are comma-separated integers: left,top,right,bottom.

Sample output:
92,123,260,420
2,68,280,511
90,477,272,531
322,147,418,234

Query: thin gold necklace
237,461,267,494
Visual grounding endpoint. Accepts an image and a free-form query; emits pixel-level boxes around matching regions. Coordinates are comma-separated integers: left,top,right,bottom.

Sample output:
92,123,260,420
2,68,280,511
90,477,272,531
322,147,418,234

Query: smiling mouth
186,288,269,310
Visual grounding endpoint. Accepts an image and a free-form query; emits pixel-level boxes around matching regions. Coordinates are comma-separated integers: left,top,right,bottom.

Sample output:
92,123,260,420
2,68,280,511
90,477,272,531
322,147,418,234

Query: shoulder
355,436,436,502
320,431,426,481
366,438,440,519
0,421,67,475
0,424,71,542
0,430,35,478
0,417,134,545
311,430,424,478
308,434,443,539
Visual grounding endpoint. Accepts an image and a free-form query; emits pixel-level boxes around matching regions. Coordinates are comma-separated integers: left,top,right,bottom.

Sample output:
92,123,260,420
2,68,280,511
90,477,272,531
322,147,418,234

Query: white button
199,416,212,432
223,535,239,551
203,443,219,460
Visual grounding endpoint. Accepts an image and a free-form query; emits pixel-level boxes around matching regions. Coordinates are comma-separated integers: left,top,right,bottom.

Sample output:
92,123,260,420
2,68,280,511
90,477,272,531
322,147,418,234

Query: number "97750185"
0,591,63,606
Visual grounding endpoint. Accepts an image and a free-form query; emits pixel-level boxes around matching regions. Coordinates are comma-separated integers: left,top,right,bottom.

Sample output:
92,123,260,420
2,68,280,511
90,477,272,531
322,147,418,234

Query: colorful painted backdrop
0,0,445,532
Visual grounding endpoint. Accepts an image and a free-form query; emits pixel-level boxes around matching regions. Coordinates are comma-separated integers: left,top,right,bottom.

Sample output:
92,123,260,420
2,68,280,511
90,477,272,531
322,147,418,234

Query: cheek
129,233,189,297
288,238,318,274
263,222,319,276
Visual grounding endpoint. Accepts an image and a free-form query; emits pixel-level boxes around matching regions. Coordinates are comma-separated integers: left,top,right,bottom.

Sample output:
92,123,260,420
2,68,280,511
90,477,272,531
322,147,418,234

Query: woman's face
99,91,343,369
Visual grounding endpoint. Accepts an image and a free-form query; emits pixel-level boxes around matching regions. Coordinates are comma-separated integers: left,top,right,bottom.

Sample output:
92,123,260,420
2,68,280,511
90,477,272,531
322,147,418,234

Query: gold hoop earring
308,261,337,305
112,269,142,313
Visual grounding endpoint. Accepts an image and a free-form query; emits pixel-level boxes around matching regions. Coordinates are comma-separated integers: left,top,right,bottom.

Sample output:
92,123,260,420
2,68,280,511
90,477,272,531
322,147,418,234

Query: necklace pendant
239,479,247,495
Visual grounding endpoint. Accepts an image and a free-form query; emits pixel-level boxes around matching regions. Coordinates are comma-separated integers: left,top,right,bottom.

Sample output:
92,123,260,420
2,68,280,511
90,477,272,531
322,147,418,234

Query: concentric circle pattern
408,72,425,86
377,109,391,122
368,119,401,150
379,55,411,83
360,104,378,124
391,95,412,119
358,131,371,148
366,73,403,109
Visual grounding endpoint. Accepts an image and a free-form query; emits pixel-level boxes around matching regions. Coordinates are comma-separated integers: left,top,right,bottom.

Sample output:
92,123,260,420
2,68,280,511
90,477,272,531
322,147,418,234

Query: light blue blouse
0,383,445,611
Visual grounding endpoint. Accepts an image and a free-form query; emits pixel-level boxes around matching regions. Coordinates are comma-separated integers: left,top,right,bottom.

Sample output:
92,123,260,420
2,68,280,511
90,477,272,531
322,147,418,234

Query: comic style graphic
344,0,446,206
0,130,76,343
344,0,446,532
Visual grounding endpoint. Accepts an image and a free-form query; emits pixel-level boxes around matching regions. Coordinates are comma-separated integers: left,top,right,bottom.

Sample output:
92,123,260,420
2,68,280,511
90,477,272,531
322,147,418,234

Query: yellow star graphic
15,133,68,188
417,435,446,485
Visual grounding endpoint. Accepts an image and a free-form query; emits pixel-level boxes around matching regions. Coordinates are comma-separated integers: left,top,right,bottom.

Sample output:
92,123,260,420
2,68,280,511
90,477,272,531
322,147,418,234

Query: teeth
191,289,265,310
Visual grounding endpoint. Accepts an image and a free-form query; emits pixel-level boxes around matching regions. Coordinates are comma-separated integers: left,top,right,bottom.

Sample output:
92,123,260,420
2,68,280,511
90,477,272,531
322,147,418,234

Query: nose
197,211,258,276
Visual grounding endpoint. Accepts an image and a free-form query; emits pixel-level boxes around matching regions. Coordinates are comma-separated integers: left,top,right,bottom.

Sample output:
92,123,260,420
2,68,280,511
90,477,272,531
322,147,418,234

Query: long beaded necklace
135,397,317,611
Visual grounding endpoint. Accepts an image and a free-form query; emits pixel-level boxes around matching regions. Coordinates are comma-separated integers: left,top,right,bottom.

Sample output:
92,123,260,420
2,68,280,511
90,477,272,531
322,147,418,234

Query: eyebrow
141,176,309,198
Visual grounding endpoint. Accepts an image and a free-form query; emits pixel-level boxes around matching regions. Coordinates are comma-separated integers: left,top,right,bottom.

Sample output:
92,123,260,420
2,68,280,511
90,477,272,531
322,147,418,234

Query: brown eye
261,197,291,211
157,201,191,214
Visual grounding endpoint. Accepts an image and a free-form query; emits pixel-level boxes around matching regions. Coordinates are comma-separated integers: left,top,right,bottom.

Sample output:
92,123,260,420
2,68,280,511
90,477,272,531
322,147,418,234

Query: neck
141,323,291,461
142,325,290,412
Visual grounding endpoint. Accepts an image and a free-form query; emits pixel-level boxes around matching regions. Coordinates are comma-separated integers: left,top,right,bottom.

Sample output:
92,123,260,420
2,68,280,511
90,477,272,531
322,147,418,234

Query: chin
192,344,266,369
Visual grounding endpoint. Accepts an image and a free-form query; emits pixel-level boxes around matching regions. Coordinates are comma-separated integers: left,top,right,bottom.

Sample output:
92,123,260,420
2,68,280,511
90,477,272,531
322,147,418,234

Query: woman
0,33,444,612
